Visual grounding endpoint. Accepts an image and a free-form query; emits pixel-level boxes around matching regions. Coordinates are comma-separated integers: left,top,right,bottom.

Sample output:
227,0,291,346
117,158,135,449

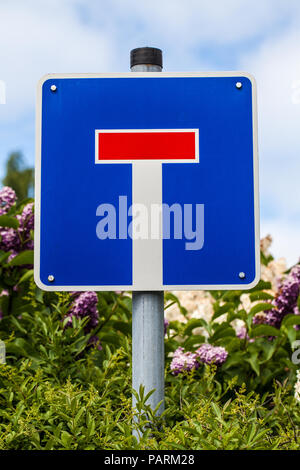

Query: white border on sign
95,129,199,164
34,72,260,292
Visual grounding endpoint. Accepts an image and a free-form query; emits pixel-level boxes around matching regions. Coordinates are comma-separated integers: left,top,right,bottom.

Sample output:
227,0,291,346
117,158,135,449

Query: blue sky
0,0,300,266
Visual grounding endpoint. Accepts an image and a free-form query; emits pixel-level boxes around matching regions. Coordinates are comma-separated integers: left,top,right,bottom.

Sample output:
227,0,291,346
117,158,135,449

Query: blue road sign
35,72,260,291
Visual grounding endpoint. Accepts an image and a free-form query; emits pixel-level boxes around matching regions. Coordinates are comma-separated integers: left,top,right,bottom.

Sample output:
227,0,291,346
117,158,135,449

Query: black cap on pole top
130,47,163,68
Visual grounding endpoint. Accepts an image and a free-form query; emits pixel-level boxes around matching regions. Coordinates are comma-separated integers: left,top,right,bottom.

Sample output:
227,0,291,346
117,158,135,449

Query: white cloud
79,0,300,47
0,0,116,122
259,158,300,219
1,0,300,123
238,25,300,243
261,218,300,267
240,27,300,159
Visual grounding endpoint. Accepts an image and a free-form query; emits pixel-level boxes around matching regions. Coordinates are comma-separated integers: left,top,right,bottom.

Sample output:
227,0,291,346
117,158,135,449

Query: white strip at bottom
132,163,163,290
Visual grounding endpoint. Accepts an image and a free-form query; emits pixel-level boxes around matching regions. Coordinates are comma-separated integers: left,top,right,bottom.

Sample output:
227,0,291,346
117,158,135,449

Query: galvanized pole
130,48,165,434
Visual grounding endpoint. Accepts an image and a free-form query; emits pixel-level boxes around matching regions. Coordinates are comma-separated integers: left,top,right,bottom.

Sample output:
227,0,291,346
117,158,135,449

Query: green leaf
249,280,272,292
286,326,297,346
111,320,131,336
0,251,11,264
16,197,34,210
8,250,33,266
210,324,236,342
260,251,274,267
259,341,276,362
217,337,240,352
87,416,96,437
212,302,235,320
183,319,208,336
251,325,280,338
183,335,206,350
211,402,222,421
221,351,244,370
249,302,273,316
17,269,34,284
6,338,35,357
0,215,19,229
10,316,27,334
164,292,188,317
250,291,274,302
99,333,121,346
281,314,300,328
222,291,242,303
280,319,298,346
245,353,260,376
60,431,72,447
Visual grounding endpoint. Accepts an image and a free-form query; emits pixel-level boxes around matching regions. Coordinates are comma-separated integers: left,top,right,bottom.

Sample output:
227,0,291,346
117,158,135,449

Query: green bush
165,282,300,393
0,358,299,450
0,187,299,450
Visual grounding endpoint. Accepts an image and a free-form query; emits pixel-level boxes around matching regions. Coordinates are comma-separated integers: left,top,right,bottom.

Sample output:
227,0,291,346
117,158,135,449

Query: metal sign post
130,48,165,434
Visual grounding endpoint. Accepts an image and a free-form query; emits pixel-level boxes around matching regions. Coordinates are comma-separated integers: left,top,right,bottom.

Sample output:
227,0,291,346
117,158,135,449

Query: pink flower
170,347,199,375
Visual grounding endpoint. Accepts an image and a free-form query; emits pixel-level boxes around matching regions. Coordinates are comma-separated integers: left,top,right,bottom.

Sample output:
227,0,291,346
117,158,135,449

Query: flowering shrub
65,292,99,332
0,186,16,214
170,344,228,375
164,239,300,394
196,343,228,366
0,186,34,267
0,358,299,450
0,188,299,449
254,265,300,328
170,347,199,375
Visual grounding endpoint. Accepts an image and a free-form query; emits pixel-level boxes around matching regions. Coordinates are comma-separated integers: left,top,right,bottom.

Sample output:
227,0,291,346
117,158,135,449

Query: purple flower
254,265,300,329
170,347,199,375
18,203,34,230
0,200,34,254
65,291,99,333
164,318,169,335
88,335,102,350
252,313,267,325
236,325,255,343
236,326,248,339
7,251,18,263
0,187,16,215
17,202,34,249
0,228,20,252
196,343,228,366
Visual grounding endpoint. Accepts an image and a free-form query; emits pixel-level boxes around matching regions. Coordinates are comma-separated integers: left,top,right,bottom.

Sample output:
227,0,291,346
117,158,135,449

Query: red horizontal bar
97,131,196,161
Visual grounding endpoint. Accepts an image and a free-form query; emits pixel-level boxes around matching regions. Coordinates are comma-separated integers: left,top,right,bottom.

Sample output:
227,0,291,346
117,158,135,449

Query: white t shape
95,128,199,290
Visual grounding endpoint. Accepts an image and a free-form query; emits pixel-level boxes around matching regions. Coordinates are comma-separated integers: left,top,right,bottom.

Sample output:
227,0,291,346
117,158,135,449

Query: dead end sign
35,72,260,291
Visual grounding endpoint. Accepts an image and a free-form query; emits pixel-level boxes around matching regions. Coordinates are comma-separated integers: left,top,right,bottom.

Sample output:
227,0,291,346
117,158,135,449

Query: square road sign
35,72,260,291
